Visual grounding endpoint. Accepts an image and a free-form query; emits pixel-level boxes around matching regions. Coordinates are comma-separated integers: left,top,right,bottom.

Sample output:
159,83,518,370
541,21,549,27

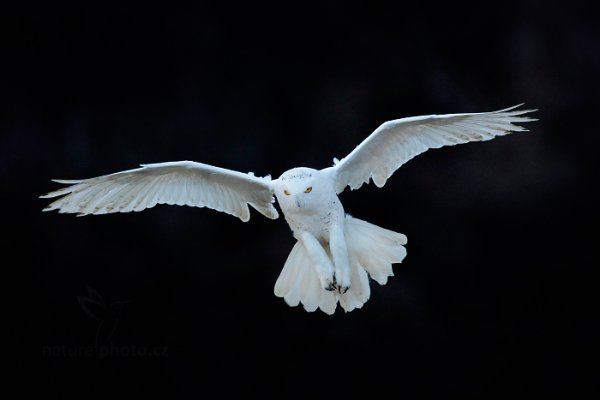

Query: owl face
276,167,331,212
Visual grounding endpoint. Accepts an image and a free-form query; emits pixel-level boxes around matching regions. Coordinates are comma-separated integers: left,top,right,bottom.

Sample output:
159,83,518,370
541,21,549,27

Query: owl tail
274,215,407,314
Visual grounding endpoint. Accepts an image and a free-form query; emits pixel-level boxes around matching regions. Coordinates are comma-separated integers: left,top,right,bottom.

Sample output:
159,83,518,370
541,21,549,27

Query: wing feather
41,161,279,222
332,105,537,193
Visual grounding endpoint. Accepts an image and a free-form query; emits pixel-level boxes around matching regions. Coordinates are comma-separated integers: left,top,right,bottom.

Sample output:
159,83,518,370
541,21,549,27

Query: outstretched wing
332,105,537,193
40,161,279,222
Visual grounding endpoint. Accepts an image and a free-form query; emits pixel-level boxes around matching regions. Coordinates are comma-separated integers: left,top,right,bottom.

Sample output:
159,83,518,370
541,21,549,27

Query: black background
5,1,598,398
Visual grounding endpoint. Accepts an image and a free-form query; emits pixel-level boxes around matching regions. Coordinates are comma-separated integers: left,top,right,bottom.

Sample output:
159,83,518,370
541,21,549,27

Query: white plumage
41,161,278,221
41,105,536,314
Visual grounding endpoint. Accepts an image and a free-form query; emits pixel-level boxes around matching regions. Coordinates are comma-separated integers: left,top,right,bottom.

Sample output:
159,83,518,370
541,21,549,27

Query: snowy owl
41,105,536,314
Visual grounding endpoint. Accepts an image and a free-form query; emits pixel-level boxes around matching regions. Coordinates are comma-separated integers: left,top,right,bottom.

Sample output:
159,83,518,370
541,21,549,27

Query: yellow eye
304,187,312,193
284,190,290,196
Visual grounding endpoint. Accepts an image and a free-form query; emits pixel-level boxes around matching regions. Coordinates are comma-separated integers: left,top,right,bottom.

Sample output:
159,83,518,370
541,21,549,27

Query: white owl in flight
41,105,536,314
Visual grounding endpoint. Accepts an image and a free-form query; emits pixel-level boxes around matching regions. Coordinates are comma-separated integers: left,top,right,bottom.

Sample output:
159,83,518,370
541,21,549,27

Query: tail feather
346,216,406,285
274,243,304,306
274,215,407,314
273,243,300,300
295,256,322,313
274,242,338,314
339,259,370,312
356,253,395,285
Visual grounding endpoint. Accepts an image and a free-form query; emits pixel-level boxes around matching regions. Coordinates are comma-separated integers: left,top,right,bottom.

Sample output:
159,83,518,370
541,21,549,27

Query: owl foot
321,276,337,291
327,276,349,294
320,275,349,293
334,282,350,294
333,271,350,294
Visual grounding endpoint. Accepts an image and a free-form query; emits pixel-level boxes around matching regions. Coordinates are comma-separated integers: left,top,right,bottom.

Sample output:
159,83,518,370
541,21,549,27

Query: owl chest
283,198,343,242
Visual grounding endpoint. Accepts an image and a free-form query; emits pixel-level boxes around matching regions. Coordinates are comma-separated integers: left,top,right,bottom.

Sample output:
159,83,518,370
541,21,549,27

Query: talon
342,286,349,294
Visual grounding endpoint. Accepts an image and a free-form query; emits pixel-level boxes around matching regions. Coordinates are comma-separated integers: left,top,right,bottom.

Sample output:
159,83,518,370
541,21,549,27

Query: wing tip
40,179,82,198
40,190,69,199
496,103,525,112
51,178,82,184
496,104,538,116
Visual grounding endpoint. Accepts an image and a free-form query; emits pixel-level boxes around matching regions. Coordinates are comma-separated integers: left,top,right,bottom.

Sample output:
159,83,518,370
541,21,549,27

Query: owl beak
296,198,301,208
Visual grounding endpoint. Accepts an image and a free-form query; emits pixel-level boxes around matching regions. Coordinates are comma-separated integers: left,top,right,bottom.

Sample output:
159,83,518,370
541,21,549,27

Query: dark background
5,1,598,398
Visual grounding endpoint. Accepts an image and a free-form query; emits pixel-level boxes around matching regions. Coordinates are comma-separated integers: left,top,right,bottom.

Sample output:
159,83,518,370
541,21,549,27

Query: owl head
275,167,333,211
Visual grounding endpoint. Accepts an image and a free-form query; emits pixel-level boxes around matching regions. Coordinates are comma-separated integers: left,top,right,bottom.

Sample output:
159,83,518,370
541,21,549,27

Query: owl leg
298,231,336,291
329,222,350,294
